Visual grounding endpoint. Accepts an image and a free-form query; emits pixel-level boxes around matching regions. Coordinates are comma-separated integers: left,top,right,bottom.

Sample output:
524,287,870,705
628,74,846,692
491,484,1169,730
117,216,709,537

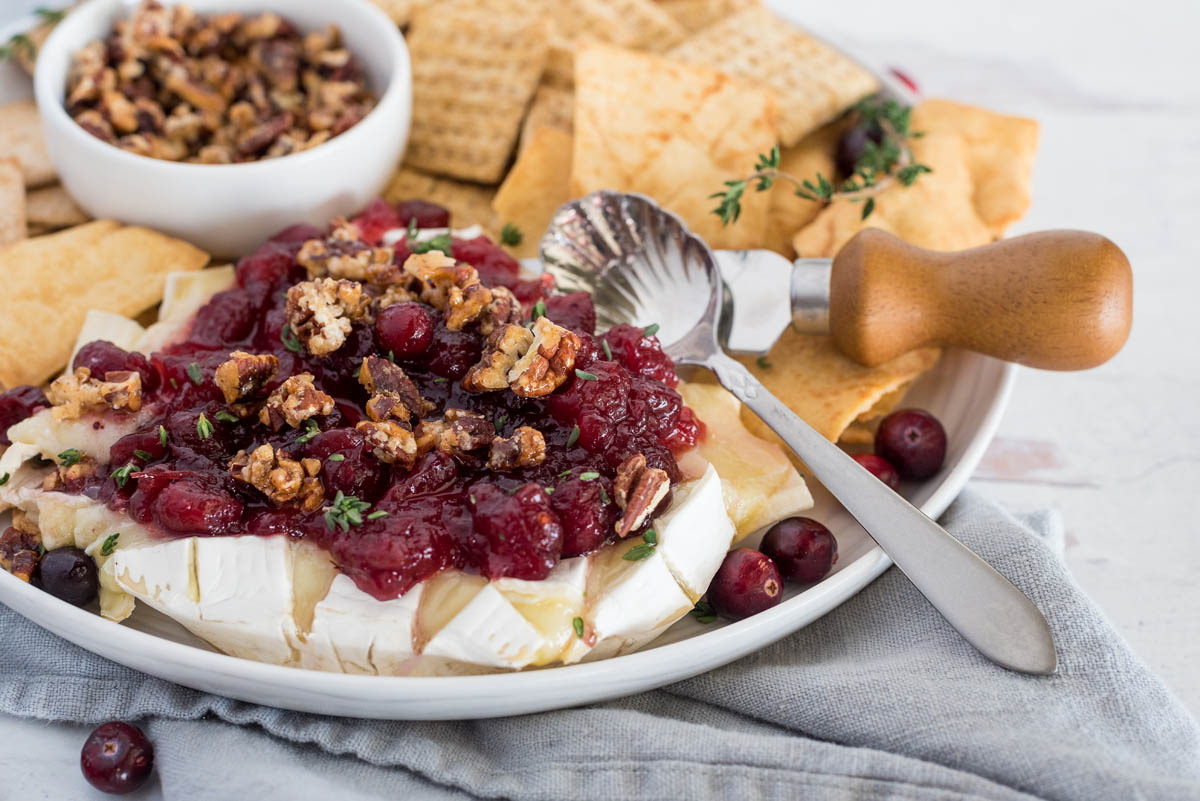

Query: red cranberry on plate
760,517,838,585
707,548,783,620
37,547,99,607
375,302,435,359
875,409,947,480
81,721,154,795
851,452,901,491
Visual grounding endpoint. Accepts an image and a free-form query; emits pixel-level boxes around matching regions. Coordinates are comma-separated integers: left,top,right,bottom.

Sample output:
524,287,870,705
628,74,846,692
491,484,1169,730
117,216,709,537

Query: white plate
0,14,1015,719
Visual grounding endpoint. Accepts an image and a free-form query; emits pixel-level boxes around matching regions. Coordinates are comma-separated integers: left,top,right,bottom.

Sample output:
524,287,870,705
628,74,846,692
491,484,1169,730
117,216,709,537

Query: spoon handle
703,351,1057,675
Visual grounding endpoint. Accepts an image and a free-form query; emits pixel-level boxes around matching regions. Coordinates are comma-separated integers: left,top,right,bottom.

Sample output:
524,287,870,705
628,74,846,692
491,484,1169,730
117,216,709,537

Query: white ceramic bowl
33,0,412,258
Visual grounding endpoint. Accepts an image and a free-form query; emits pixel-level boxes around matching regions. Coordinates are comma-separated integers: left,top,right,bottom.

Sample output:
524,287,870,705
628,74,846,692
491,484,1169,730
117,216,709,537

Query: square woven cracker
403,8,550,183
657,0,758,35
384,166,500,237
548,0,684,52
572,44,778,251
0,221,209,388
25,184,89,232
792,133,993,258
735,328,940,445
519,85,574,153
0,99,56,187
666,5,878,146
494,126,574,258
0,159,24,246
912,99,1038,237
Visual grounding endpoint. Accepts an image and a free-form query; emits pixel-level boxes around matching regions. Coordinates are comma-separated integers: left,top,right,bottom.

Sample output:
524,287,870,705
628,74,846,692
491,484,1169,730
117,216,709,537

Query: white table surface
2,1,1198,797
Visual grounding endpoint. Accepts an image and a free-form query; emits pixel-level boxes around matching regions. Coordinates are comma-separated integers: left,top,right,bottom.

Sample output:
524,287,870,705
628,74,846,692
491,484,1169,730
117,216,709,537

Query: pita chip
0,160,25,246
24,184,89,232
0,99,56,188
493,127,574,258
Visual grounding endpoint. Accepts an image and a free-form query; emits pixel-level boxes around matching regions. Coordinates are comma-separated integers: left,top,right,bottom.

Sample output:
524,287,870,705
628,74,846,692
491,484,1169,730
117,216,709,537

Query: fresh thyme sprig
500,223,523,247
323,491,375,532
0,9,66,63
711,96,932,224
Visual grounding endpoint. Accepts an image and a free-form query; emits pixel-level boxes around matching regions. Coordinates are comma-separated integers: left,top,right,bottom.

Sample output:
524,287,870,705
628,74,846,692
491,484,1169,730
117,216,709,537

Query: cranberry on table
375,302,435,359
37,547,99,607
851,452,901,491
875,409,947,480
706,548,784,620
81,721,154,795
760,517,838,585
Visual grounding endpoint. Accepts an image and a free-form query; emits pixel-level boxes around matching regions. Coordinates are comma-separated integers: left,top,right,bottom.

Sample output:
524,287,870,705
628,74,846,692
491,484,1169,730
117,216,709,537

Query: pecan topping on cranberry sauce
20,199,703,600
64,1,376,163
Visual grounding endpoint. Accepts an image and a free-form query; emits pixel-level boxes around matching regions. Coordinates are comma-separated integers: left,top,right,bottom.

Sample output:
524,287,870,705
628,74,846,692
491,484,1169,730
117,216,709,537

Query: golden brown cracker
0,221,209,388
571,43,777,251
737,328,939,445
0,99,56,188
24,184,89,231
792,133,993,258
368,0,426,25
666,6,877,146
403,8,550,183
384,166,500,236
0,160,25,246
657,0,759,35
493,127,574,258
836,382,912,445
519,85,574,153
912,99,1038,237
763,120,845,256
549,0,685,52
544,38,576,89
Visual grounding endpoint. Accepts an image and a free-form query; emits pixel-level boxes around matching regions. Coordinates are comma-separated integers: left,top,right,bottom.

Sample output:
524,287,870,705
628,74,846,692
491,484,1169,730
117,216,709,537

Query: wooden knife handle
828,229,1133,370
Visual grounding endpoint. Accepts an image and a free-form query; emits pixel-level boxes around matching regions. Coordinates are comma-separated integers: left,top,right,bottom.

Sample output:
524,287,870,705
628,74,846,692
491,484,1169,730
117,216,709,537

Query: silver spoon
540,190,1056,675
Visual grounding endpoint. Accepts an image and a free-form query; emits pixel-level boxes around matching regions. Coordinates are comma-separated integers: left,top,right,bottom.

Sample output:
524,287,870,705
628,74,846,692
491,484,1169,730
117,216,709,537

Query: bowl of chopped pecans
32,0,411,257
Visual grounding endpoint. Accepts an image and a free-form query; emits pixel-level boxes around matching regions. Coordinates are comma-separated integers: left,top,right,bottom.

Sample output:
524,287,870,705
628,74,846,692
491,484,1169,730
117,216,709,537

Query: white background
1,0,1198,797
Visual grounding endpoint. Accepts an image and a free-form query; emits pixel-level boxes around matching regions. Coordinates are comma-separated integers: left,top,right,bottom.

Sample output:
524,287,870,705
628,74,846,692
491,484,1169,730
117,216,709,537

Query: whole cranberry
81,721,154,794
835,123,885,177
305,428,388,501
760,517,838,585
37,547,99,607
425,325,483,379
451,235,520,286
267,223,322,244
74,341,158,393
851,452,900,491
706,548,783,620
152,480,243,535
235,240,298,287
393,198,450,228
550,472,618,556
0,384,48,444
375,302,434,359
468,483,562,580
875,409,947,480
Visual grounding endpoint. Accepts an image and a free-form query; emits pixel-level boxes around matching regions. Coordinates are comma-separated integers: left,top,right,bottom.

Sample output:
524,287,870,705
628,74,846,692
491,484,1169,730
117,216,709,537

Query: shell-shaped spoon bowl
539,190,1056,676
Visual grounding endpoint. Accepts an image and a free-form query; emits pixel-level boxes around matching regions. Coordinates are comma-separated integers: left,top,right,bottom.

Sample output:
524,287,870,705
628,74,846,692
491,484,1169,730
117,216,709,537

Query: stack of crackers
1,0,1040,450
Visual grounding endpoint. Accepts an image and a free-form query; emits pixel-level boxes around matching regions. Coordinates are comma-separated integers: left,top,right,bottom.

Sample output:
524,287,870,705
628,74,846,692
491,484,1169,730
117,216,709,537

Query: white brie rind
302,574,422,675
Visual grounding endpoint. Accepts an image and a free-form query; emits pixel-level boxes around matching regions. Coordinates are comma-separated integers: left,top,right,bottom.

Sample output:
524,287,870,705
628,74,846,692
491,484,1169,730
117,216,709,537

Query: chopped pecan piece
297,220,397,284
214,351,279,404
415,409,494,459
0,525,40,583
487,426,547,471
478,285,524,336
402,251,493,330
258,373,334,430
358,357,433,423
463,324,534,393
356,419,418,467
230,444,324,511
46,367,143,420
509,317,581,398
612,453,671,538
285,278,371,356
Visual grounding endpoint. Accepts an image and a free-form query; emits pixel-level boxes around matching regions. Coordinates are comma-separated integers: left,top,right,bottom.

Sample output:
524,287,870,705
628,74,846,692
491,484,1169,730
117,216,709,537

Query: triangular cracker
493,127,574,258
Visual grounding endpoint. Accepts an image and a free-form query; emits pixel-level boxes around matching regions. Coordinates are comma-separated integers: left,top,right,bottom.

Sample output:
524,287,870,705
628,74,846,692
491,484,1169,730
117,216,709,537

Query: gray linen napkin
2,491,1198,801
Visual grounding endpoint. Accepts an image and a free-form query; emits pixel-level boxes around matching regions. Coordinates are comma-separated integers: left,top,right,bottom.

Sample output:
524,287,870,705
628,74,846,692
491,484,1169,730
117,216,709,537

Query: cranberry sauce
60,200,702,600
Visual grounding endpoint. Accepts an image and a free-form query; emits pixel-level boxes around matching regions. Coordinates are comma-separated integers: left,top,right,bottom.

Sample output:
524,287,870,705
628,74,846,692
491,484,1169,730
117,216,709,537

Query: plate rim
0,10,1017,719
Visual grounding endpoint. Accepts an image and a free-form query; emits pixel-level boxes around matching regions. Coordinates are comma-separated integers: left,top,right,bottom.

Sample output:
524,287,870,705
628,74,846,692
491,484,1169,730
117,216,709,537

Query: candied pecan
463,324,534,393
297,221,396,284
46,367,142,420
358,357,432,423
403,252,493,331
479,285,524,336
415,409,494,459
376,283,421,308
612,453,671,538
258,373,334,430
0,526,40,583
356,419,418,468
487,426,546,471
214,351,279,404
285,278,371,356
509,317,581,398
230,444,324,511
